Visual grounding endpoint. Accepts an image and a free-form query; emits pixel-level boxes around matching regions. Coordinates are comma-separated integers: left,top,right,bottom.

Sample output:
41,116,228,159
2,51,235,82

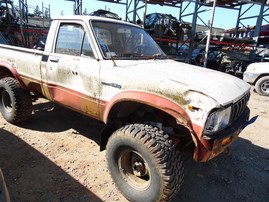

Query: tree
34,5,42,17
83,8,88,15
44,8,49,18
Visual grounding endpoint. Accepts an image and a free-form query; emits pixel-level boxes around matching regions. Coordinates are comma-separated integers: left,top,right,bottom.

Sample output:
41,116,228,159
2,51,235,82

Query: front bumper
194,107,250,162
243,72,259,84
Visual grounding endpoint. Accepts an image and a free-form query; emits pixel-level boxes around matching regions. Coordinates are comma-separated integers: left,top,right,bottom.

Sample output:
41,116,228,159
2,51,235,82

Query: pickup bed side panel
0,45,43,94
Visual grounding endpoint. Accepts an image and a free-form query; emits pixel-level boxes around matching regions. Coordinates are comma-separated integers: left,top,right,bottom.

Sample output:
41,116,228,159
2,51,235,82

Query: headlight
204,107,231,134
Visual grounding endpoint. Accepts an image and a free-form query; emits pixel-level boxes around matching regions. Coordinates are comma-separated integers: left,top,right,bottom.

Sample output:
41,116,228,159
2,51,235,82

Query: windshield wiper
144,53,168,60
111,53,167,60
119,52,143,57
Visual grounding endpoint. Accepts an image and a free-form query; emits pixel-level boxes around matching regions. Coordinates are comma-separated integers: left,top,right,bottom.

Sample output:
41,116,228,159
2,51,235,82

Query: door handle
50,57,59,63
72,70,78,75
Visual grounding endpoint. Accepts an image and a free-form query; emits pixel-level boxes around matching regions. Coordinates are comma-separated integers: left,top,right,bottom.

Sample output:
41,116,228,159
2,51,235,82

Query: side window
55,23,94,57
82,33,94,57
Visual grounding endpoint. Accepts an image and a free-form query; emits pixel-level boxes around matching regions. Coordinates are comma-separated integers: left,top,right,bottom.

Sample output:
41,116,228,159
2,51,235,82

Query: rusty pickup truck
0,16,250,202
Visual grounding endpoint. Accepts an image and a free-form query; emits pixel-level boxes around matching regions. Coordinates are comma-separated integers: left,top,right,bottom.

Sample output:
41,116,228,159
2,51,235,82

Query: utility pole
65,0,82,15
204,0,217,68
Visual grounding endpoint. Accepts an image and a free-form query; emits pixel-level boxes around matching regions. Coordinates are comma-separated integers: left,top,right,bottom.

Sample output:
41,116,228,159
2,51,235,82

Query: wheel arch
254,73,269,84
103,91,192,124
100,91,197,150
0,62,25,87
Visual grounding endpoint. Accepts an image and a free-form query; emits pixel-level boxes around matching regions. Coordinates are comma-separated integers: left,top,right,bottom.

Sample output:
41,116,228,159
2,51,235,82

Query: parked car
258,24,269,44
33,36,47,50
220,49,251,77
0,0,17,25
144,13,188,39
159,44,188,62
254,48,269,62
89,9,121,20
191,47,251,77
224,24,269,44
243,62,269,96
191,47,222,70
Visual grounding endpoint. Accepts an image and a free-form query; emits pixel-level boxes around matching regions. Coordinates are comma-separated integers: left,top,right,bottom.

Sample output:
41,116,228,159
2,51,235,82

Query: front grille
230,92,250,124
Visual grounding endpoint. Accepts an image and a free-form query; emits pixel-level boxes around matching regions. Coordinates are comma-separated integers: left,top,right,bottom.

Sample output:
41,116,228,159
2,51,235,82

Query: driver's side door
45,22,101,119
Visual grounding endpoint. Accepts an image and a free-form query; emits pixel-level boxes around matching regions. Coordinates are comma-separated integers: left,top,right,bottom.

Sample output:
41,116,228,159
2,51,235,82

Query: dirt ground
0,87,268,202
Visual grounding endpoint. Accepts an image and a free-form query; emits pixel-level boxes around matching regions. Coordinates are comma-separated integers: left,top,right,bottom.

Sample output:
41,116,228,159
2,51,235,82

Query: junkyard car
159,44,188,62
192,47,251,77
33,36,47,50
145,12,189,38
244,62,269,96
0,0,17,25
89,9,121,20
0,15,251,202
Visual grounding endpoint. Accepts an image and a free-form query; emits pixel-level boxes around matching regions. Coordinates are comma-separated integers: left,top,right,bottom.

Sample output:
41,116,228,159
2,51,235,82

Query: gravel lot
0,87,268,202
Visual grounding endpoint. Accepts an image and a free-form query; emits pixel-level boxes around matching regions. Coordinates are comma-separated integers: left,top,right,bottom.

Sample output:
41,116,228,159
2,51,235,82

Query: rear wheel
106,124,184,202
0,77,32,123
255,76,269,96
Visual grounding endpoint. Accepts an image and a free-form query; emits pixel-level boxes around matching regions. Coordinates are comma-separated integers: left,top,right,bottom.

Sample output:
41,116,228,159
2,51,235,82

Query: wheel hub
261,81,269,92
118,149,150,189
132,161,146,177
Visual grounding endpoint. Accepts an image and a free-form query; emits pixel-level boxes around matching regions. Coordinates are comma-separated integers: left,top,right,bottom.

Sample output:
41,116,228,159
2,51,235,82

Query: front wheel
0,77,33,123
255,76,269,96
106,124,184,202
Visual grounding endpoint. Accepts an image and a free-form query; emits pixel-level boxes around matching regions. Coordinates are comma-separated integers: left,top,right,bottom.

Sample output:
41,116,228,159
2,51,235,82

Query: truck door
45,22,101,119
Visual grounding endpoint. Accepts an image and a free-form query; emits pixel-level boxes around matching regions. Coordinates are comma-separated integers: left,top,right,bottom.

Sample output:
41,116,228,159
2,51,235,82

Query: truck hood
114,59,250,106
246,62,269,74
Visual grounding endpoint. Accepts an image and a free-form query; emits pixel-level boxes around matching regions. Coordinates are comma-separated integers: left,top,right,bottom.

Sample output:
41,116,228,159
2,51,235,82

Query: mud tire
106,124,184,202
0,77,32,123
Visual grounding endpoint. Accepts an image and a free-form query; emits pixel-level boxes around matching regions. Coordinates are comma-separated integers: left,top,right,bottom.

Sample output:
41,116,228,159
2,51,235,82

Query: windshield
91,20,166,59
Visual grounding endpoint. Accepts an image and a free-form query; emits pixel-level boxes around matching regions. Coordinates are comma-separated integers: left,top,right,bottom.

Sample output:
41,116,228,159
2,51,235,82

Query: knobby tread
0,77,32,123
108,123,184,202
